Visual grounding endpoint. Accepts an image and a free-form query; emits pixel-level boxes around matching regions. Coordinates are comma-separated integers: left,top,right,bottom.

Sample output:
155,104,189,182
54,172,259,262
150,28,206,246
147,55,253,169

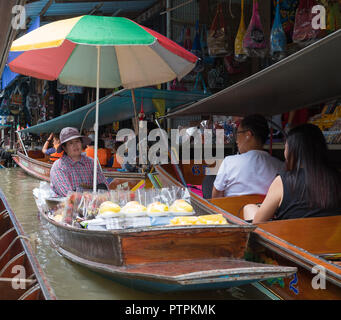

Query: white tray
168,211,196,216
121,211,147,217
146,211,170,217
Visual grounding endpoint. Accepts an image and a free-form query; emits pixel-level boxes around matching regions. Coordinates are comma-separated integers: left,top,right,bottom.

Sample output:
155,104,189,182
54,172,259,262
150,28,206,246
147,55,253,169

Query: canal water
0,168,268,300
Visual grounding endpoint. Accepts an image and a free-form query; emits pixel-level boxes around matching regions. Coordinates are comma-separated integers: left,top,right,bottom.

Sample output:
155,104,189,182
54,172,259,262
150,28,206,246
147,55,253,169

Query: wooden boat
12,150,147,190
155,164,341,299
154,30,341,299
33,192,296,293
0,189,56,300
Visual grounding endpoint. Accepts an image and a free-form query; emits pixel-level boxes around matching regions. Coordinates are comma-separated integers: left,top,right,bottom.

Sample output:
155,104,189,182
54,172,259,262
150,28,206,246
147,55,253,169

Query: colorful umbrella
9,15,197,88
10,15,198,191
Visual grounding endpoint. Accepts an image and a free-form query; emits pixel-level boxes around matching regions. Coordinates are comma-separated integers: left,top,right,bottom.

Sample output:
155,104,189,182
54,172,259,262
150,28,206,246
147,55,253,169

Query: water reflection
0,168,267,300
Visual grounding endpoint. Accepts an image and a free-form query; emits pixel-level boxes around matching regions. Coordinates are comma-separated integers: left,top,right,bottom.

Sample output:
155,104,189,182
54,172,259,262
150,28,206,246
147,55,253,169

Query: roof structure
166,30,341,118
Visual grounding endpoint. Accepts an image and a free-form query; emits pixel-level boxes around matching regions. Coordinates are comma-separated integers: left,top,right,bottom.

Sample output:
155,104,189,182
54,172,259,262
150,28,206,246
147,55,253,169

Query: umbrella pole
93,46,101,192
131,89,139,136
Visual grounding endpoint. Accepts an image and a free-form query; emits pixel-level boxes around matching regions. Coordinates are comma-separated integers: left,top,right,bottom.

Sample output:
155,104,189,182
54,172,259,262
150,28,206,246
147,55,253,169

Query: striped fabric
50,154,108,197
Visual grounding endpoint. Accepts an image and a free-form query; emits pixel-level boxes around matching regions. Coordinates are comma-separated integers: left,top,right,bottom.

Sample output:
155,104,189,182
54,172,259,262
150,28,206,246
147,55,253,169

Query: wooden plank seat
209,195,341,258
209,195,266,219
27,150,45,158
256,215,341,256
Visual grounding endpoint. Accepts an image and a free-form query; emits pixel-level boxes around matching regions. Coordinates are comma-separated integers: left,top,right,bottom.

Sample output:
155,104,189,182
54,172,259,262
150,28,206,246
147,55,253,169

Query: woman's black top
274,169,340,220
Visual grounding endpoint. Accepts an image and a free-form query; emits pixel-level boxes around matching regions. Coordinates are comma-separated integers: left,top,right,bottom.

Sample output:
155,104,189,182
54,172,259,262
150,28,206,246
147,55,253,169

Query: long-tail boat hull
0,189,55,300
155,164,341,299
34,194,296,293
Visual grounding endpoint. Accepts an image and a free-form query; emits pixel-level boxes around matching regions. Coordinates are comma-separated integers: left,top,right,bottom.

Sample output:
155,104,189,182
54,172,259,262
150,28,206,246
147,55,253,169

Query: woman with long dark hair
244,123,341,223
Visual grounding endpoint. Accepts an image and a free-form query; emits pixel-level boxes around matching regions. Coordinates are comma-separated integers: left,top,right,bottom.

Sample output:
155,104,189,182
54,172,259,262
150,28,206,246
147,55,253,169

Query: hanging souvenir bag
207,3,230,57
243,0,268,58
292,0,325,46
10,86,23,106
270,0,287,61
234,0,248,62
201,24,215,65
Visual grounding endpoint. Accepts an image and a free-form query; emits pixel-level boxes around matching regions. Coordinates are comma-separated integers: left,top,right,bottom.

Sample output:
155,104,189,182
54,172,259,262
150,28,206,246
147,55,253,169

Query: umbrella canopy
9,15,197,89
10,15,198,192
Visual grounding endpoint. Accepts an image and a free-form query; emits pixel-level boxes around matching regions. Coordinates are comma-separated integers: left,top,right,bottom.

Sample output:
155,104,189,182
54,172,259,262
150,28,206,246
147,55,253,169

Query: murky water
0,168,268,300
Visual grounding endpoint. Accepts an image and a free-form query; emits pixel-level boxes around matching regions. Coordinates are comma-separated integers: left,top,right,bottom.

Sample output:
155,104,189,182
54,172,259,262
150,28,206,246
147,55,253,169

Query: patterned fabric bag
243,0,268,58
292,0,325,46
234,0,247,62
270,0,287,61
207,4,230,56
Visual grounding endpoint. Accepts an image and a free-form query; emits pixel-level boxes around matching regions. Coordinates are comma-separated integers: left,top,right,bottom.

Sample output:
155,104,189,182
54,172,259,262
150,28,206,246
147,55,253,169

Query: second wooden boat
0,189,56,300
12,150,147,190
155,164,341,299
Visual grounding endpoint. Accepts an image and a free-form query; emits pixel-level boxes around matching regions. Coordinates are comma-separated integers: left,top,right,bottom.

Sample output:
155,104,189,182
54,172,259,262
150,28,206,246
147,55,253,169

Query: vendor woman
50,127,109,197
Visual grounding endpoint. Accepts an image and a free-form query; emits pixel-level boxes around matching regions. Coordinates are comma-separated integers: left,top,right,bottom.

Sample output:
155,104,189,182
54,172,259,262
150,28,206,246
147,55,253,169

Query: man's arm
211,186,225,198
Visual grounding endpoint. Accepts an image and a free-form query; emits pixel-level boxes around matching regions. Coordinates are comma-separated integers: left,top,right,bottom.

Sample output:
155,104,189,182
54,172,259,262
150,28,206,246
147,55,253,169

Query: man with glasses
211,114,284,198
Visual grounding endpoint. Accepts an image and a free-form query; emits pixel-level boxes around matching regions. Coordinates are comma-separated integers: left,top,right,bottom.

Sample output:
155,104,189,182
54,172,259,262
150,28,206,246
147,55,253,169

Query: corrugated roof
25,0,157,27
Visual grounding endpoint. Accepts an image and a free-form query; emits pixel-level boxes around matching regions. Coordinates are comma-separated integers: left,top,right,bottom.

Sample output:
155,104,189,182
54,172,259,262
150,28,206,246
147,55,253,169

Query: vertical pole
166,0,172,135
131,89,139,136
16,131,28,157
93,46,100,192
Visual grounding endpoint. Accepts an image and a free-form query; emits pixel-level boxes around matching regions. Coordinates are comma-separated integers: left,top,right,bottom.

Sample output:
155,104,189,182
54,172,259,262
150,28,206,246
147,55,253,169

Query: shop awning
19,87,209,135
166,29,341,118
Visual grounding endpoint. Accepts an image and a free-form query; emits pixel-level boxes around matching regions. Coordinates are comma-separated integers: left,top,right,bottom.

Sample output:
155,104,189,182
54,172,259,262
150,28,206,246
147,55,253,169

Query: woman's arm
251,176,284,224
42,133,54,154
212,186,225,198
50,167,73,197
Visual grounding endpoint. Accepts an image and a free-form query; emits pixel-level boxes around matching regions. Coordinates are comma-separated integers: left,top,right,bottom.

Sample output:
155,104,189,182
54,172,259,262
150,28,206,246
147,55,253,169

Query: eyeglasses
235,129,249,135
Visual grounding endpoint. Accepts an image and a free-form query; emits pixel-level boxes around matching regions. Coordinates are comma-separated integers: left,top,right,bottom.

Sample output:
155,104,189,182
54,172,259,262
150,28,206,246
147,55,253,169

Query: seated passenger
50,127,109,197
244,124,341,223
42,133,61,156
212,114,284,198
85,139,111,166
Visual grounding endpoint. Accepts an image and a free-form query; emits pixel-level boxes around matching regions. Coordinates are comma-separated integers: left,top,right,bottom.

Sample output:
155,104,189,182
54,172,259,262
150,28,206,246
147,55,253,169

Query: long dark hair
285,123,341,209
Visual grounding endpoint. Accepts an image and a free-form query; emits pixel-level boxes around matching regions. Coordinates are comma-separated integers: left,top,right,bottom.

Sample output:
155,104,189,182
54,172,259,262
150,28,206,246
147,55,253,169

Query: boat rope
0,235,35,264
0,277,37,285
0,209,8,216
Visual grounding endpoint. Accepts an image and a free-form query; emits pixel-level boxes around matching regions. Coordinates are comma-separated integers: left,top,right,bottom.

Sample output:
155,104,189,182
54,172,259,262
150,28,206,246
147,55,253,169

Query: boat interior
0,198,49,300
158,163,341,269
